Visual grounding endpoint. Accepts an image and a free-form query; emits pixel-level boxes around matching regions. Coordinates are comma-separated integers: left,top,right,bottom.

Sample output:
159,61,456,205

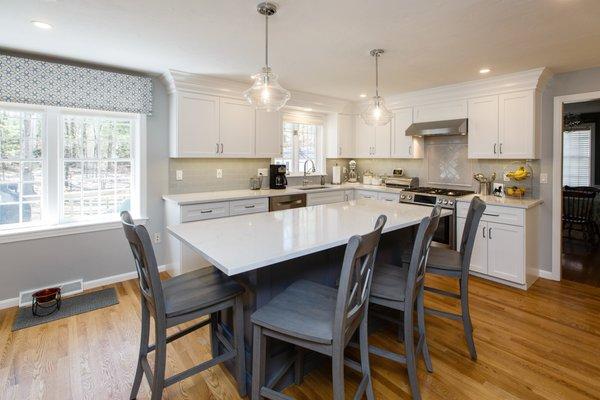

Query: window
563,127,593,187
0,103,145,233
0,108,44,228
275,115,323,174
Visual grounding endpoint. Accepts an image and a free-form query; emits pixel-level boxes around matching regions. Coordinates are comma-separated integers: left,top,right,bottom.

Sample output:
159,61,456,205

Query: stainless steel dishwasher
269,194,307,211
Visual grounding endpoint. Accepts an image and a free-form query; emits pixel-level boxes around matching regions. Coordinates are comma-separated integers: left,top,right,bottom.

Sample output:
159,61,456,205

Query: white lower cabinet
356,190,378,199
306,191,345,206
456,200,539,288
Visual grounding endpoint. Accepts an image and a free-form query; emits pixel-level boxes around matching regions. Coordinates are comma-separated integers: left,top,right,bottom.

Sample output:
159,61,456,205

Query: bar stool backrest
121,211,165,320
334,215,387,346
458,197,486,275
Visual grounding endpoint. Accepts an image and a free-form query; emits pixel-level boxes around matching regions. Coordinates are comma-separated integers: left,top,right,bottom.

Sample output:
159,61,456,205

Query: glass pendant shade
244,67,291,112
361,95,393,126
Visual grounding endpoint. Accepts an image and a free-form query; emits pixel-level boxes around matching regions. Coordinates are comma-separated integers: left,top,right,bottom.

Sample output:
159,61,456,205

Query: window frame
0,101,147,242
562,123,595,187
275,112,326,177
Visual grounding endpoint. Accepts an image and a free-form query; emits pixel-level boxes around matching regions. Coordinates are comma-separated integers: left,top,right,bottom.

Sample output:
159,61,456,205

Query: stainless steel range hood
405,118,468,136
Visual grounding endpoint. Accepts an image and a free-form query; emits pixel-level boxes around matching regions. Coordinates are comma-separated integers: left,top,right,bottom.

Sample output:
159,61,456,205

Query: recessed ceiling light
304,107,313,112
31,20,53,30
359,94,367,98
479,68,491,74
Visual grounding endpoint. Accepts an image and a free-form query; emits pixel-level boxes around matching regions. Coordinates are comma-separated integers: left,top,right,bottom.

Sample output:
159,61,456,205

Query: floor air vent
18,279,84,308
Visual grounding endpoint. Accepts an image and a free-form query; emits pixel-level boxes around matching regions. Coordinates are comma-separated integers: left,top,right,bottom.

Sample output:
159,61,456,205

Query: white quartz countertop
163,183,407,205
457,194,543,209
167,199,452,276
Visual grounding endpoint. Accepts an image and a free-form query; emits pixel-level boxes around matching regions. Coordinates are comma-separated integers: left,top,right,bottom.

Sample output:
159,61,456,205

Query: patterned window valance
0,54,152,115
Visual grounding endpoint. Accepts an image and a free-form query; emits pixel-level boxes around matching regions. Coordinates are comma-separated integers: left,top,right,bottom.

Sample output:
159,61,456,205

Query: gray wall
0,76,169,302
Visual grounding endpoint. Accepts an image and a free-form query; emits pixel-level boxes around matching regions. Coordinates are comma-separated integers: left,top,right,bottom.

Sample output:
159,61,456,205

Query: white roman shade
0,54,152,115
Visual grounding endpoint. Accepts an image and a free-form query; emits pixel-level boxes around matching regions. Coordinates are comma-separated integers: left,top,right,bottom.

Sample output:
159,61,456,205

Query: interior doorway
553,93,600,286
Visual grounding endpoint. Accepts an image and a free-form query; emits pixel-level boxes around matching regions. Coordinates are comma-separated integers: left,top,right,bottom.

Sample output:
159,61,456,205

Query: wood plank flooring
1,273,599,399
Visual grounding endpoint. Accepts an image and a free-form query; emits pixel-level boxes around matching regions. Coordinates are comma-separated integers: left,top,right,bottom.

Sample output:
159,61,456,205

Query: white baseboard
0,265,167,311
538,269,558,281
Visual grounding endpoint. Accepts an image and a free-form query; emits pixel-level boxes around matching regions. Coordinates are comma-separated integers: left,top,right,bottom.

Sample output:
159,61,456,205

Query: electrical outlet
540,173,548,184
176,170,183,181
258,168,268,177
216,169,223,179
153,232,161,244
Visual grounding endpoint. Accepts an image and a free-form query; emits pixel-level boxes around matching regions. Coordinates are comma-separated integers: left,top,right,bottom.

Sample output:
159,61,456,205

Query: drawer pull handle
489,227,493,239
483,213,500,217
244,205,255,209
483,226,486,239
200,210,213,214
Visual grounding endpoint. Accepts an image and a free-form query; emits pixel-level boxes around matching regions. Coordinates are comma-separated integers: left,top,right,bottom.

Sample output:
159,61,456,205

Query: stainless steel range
399,187,474,248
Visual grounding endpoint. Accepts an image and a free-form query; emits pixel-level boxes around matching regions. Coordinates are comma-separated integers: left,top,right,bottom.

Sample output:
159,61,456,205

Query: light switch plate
540,173,548,184
216,169,223,179
176,170,183,181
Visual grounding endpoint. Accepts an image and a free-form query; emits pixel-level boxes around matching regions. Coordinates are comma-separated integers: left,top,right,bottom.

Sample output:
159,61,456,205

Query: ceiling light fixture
360,49,393,126
31,20,53,30
479,68,491,74
243,2,291,112
359,93,367,98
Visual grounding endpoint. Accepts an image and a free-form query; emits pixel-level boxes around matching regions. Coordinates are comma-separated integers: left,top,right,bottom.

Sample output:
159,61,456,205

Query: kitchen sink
296,185,331,191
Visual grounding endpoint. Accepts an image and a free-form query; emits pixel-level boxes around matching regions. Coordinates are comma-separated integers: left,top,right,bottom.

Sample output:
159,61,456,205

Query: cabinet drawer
229,197,269,216
377,192,400,203
356,190,378,199
457,201,524,226
307,190,345,206
181,201,230,222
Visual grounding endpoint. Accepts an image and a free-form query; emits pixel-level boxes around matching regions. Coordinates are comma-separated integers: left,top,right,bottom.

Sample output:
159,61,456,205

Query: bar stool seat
401,247,462,272
371,263,408,302
251,279,336,344
163,267,244,319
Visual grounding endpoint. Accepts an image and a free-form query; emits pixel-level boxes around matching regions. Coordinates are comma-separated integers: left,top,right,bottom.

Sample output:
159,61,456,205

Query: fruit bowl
505,186,526,198
505,166,531,181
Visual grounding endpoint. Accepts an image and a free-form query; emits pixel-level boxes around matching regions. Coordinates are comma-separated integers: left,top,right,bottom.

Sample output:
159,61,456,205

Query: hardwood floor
562,238,600,287
1,273,599,400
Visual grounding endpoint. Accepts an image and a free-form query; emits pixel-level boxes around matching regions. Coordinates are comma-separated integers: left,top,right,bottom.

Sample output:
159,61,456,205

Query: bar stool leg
233,296,247,397
331,351,345,400
252,326,267,400
130,302,150,399
404,306,421,400
151,323,167,400
417,287,433,373
460,278,477,361
359,311,375,400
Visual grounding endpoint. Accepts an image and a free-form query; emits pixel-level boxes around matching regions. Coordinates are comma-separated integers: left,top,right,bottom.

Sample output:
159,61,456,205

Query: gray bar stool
421,197,486,360
368,206,442,400
121,212,247,400
250,215,387,400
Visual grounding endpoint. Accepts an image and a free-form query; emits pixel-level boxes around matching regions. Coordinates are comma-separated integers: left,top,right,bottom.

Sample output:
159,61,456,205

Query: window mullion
45,107,60,225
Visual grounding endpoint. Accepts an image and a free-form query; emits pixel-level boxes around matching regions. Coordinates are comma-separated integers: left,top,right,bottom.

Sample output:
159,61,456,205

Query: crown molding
381,67,554,109
161,70,351,113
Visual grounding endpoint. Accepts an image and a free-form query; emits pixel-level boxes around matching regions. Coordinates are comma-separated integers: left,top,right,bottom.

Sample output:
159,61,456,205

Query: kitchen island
167,199,451,392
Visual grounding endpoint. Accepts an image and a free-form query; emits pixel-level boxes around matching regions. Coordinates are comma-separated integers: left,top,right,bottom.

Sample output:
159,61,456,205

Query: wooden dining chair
121,211,247,400
250,215,387,400
369,206,442,400
563,186,599,248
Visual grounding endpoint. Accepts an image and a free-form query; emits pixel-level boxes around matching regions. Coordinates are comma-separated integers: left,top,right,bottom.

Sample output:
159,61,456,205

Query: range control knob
443,199,449,205
400,194,406,199
437,199,443,204
449,201,454,206
408,195,413,200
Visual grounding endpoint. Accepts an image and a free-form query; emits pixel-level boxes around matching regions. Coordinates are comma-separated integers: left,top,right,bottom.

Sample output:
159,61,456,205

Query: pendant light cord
375,53,379,98
265,4,269,70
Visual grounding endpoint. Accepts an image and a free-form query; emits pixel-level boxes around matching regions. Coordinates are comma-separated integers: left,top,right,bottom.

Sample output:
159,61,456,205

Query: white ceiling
2,0,600,100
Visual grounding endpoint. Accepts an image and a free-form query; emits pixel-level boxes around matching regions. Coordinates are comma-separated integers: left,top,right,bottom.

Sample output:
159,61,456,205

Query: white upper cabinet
498,90,536,159
170,92,220,157
326,113,355,158
354,116,391,158
255,109,282,157
391,108,423,158
413,100,467,123
467,96,498,159
219,98,255,157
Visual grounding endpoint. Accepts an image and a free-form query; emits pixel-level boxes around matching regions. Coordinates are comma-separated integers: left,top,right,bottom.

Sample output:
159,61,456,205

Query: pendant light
243,2,291,112
361,49,393,126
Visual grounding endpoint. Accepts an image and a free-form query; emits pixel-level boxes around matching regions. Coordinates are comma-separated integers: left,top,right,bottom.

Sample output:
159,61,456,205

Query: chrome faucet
303,159,316,186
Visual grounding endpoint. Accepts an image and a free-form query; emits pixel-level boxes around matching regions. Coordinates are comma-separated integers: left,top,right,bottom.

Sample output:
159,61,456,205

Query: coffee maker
269,164,288,189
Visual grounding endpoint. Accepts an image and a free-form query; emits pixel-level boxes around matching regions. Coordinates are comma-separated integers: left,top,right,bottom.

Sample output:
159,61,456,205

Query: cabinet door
219,98,255,157
487,222,525,283
467,95,498,159
392,108,423,158
338,114,356,158
174,92,220,157
356,190,378,199
374,123,392,158
255,110,281,157
413,100,468,123
355,116,374,157
498,90,535,159
457,217,488,274
377,192,400,202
